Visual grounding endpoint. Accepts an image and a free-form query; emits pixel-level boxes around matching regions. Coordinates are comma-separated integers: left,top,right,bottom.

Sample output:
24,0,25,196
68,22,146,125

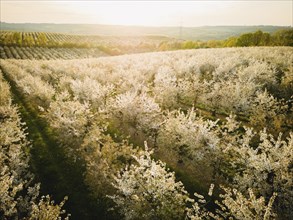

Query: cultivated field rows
0,30,173,47
0,45,107,60
0,31,176,55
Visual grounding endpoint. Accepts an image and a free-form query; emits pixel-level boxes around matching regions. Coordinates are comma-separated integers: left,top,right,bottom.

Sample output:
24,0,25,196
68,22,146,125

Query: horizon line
1,21,292,29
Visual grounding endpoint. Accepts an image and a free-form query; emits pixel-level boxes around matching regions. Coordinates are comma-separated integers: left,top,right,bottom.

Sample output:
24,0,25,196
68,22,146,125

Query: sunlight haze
1,1,292,26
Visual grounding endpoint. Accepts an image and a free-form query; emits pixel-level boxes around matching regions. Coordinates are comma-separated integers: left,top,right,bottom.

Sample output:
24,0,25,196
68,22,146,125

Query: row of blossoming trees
1,47,292,219
0,45,107,60
0,31,175,57
0,70,68,219
0,31,169,49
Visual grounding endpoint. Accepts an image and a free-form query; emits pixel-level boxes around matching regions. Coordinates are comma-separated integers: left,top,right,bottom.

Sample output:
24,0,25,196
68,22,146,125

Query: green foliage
12,32,22,45
38,33,48,46
159,29,292,51
235,30,271,47
272,29,293,46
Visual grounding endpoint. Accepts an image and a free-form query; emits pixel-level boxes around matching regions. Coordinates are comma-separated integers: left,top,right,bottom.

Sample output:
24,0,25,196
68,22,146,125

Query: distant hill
0,22,290,40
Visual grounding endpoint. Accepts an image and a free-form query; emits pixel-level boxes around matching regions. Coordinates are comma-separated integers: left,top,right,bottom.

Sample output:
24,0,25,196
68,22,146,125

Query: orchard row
0,70,68,219
0,31,174,55
0,45,107,60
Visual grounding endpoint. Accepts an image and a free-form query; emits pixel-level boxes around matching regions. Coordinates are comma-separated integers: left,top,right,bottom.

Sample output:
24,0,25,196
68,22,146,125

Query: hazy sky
1,1,292,27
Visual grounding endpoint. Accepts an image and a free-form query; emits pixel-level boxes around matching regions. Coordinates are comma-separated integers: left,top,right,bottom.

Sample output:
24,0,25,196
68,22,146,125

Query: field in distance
0,30,180,59
1,27,292,60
